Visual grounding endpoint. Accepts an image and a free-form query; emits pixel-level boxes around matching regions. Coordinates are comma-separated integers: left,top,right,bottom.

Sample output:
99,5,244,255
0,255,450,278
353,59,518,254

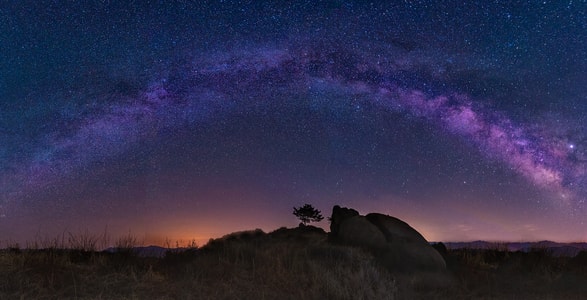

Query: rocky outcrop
337,215,387,249
329,206,359,237
366,213,429,244
330,205,446,273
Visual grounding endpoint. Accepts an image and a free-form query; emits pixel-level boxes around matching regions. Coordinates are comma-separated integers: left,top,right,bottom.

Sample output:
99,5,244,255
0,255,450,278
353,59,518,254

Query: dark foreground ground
2,227,587,299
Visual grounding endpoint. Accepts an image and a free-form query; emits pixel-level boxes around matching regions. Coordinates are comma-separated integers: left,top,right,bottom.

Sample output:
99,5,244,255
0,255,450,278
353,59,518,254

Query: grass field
2,227,587,299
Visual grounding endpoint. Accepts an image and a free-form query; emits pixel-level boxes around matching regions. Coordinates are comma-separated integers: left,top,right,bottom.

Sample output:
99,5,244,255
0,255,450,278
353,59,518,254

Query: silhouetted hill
4,228,587,299
101,239,587,258
445,241,587,257
103,245,169,257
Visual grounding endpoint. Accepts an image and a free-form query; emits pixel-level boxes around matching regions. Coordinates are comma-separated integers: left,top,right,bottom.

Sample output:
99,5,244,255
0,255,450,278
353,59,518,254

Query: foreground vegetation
1,227,396,299
2,227,587,299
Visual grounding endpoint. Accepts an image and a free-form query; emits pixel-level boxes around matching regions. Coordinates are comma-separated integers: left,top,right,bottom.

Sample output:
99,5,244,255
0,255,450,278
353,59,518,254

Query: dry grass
445,248,587,299
3,229,587,299
0,227,397,299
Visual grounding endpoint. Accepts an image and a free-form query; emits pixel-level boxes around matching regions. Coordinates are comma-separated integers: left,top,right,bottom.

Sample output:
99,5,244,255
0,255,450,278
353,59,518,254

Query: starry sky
1,1,586,246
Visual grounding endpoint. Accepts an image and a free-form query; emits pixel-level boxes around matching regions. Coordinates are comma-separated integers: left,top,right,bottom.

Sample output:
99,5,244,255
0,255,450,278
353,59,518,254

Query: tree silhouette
293,204,324,226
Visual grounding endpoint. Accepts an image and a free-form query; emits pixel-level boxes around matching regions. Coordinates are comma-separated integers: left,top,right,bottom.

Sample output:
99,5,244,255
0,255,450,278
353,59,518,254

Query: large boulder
366,213,428,244
337,215,387,249
329,205,359,237
330,206,446,273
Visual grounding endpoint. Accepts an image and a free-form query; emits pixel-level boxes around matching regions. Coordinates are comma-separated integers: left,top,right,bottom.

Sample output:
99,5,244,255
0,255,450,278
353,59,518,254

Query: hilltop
3,225,587,299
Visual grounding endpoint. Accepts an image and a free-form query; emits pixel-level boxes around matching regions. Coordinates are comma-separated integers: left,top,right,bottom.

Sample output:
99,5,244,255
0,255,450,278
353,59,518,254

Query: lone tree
293,204,324,226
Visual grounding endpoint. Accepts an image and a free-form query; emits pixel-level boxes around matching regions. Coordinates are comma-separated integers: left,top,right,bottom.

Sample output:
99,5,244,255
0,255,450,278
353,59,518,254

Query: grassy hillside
2,227,587,299
1,227,397,299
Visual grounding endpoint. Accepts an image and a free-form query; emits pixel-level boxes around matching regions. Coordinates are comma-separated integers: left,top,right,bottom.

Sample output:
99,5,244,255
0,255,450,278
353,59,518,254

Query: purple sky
1,1,586,247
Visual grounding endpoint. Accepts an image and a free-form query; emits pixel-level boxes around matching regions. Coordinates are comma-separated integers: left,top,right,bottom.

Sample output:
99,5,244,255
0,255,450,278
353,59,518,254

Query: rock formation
329,205,446,273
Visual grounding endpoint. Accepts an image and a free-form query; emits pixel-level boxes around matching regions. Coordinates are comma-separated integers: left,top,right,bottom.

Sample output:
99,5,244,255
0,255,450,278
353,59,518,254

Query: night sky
1,1,586,246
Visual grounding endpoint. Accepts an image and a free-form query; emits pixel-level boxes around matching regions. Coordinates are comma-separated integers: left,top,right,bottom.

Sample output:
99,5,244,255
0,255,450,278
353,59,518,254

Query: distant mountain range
443,241,587,257
104,241,587,258
103,245,190,257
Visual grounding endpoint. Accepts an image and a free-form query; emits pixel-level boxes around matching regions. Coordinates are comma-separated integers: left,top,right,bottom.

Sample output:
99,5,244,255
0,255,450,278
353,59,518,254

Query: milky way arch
1,42,585,217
